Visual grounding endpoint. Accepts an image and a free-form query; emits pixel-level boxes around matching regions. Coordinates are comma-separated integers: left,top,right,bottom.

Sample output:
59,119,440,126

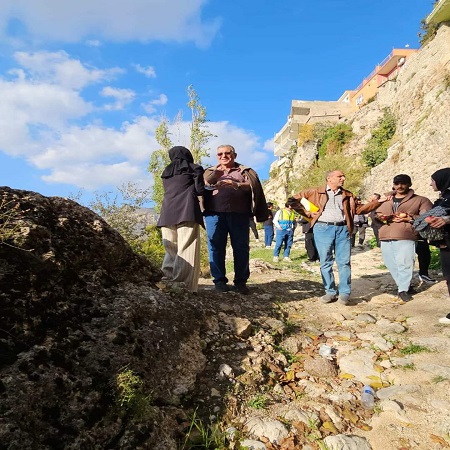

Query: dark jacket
433,190,450,247
203,163,268,222
157,153,205,228
289,185,381,234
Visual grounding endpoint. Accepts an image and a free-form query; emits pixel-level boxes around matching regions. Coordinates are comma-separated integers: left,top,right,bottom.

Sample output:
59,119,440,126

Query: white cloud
41,162,147,190
142,94,168,113
263,137,274,152
13,50,122,89
26,116,268,190
0,49,268,191
101,86,136,110
86,39,101,47
163,120,270,171
134,64,156,78
0,78,92,155
0,0,221,47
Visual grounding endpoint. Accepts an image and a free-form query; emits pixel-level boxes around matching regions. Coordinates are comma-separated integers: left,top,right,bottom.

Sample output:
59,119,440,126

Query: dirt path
194,242,450,450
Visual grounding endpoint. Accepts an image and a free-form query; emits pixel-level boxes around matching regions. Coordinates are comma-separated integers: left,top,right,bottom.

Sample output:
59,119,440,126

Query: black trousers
441,247,450,297
249,219,259,240
305,231,318,261
415,240,431,276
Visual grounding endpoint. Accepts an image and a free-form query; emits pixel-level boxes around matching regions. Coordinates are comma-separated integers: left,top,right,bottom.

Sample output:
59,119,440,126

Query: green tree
148,118,173,213
187,84,215,164
148,85,214,213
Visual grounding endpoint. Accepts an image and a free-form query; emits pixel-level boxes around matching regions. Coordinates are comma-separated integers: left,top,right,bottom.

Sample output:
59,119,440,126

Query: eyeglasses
217,152,233,157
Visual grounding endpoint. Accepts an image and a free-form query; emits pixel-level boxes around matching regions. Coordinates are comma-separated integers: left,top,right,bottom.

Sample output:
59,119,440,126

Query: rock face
0,187,209,449
265,23,450,205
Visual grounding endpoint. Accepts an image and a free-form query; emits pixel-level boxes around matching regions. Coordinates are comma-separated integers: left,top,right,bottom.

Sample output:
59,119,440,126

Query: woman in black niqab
429,168,450,323
157,146,205,293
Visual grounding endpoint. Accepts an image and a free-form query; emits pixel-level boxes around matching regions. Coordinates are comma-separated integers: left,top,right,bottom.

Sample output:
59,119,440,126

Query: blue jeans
204,212,250,286
313,223,351,296
273,228,294,258
264,225,274,246
380,240,416,292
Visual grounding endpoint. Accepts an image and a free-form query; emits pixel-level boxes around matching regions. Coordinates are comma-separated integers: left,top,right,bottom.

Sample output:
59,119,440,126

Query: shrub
317,123,354,158
419,18,438,47
362,108,396,168
297,124,315,147
289,153,367,195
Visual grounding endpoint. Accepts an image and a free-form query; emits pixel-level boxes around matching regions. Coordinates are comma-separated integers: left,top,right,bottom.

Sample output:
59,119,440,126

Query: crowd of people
157,145,450,324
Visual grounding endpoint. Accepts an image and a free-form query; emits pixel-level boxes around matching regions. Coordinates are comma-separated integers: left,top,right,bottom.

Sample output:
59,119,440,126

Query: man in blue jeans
288,170,388,305
273,203,296,262
203,145,268,294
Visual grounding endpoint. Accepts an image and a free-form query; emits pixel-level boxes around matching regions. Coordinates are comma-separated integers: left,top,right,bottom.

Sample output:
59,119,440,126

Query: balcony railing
353,50,395,92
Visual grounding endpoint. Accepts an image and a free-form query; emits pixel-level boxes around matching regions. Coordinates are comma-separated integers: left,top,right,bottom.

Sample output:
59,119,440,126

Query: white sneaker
283,257,292,262
265,246,272,249
273,256,279,262
439,316,450,324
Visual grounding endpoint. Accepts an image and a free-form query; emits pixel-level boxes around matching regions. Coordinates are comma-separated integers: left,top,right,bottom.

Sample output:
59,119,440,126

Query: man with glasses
287,170,387,305
203,145,268,294
375,174,432,302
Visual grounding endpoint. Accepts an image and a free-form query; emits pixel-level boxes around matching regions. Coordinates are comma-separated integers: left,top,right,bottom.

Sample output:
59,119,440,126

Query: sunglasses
217,152,233,157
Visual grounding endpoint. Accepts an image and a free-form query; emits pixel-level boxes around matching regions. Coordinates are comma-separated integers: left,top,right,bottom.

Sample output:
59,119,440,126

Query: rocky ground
187,235,450,450
2,188,450,449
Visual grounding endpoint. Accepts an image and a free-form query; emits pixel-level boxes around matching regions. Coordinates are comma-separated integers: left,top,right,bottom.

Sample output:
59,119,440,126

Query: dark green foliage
316,123,354,158
139,225,166,266
419,18,438,47
289,153,367,196
362,108,396,168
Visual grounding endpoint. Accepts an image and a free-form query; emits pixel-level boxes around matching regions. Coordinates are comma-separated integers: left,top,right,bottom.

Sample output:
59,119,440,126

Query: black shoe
408,286,418,294
215,282,230,292
418,274,437,284
233,284,250,295
398,291,413,302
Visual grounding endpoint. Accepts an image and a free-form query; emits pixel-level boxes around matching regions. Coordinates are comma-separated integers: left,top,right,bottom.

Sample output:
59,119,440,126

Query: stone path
194,242,450,450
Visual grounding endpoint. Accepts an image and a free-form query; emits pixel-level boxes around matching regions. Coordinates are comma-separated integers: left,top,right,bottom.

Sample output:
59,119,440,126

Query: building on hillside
274,101,353,158
426,0,450,24
345,48,417,110
273,48,418,162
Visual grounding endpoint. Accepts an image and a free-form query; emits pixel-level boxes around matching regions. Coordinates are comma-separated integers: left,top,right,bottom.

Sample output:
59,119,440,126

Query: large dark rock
0,187,210,449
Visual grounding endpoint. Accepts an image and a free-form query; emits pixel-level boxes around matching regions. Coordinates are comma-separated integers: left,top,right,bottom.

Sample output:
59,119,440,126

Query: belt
317,221,346,226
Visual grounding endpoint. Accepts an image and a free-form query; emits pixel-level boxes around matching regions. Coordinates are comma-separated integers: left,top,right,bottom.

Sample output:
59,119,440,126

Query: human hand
216,179,238,189
392,213,410,223
428,216,447,228
378,194,392,202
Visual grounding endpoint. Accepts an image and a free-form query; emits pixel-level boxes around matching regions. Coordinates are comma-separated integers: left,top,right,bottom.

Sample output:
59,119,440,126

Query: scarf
161,146,196,178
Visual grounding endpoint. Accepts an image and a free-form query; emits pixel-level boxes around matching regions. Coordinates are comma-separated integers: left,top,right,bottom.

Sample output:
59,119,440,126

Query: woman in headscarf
428,167,450,323
157,146,205,293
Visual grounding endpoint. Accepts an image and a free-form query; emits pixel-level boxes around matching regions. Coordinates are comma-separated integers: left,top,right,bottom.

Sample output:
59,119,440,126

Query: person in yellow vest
273,203,297,262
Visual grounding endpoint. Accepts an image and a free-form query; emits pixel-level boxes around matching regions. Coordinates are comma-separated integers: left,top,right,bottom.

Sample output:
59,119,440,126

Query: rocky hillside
0,187,213,449
265,23,450,205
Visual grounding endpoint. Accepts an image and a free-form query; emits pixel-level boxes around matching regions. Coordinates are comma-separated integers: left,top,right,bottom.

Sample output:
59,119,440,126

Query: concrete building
274,48,418,159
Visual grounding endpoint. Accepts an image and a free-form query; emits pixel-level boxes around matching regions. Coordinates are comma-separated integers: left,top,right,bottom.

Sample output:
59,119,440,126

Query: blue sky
0,0,432,202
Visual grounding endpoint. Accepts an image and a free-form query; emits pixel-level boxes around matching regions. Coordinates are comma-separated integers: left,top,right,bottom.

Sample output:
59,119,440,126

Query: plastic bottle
361,385,375,409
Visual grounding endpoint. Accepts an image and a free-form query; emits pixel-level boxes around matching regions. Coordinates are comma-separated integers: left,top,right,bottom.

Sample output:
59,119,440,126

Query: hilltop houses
273,48,417,161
